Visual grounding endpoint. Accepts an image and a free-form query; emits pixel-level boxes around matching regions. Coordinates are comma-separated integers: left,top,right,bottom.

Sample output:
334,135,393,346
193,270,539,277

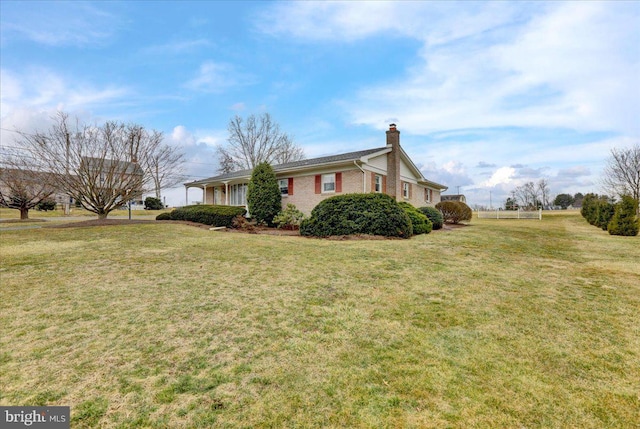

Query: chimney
386,124,401,200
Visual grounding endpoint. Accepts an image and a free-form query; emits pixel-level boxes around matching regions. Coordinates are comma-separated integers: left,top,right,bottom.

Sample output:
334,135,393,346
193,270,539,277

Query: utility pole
64,132,70,215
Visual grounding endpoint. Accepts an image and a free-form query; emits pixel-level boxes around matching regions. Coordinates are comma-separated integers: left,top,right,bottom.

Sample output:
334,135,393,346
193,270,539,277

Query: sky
1,1,638,208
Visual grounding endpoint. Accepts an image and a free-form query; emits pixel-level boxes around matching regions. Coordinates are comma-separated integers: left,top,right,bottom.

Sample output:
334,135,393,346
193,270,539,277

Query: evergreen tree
247,162,281,226
608,195,639,236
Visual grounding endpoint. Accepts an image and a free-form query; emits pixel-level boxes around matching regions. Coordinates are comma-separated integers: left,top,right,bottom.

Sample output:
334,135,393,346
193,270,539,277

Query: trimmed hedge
156,205,246,227
418,206,444,230
300,193,413,238
398,202,432,234
435,201,472,224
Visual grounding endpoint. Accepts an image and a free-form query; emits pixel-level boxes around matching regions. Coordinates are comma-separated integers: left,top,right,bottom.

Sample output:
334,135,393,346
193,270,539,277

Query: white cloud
481,166,516,188
0,2,119,47
184,61,256,93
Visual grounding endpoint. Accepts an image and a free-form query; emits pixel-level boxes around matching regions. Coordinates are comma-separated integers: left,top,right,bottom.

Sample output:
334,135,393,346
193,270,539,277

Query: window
279,179,289,196
424,188,432,202
403,182,410,199
374,175,382,193
322,174,335,192
229,183,248,206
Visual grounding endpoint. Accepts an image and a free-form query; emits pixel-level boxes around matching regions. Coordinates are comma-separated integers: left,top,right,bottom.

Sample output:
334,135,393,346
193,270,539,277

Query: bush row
156,205,246,227
581,194,639,236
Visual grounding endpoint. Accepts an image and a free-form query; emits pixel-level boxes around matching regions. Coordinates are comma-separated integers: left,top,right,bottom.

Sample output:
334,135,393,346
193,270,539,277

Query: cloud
184,61,256,93
0,2,120,47
266,2,640,137
0,68,130,119
142,39,212,55
476,161,497,168
480,166,516,188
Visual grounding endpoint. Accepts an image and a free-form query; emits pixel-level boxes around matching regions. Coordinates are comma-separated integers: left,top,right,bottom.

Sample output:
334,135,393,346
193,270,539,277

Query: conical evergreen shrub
608,195,639,236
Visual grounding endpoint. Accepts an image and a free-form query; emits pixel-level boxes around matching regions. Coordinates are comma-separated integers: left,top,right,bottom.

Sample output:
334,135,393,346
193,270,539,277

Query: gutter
353,160,366,193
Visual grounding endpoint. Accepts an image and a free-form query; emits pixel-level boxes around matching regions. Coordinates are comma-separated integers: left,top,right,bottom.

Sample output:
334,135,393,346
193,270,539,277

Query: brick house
184,124,447,215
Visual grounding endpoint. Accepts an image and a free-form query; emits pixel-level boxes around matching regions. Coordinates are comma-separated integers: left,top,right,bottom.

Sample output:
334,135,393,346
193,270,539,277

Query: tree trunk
20,207,29,220
98,212,108,219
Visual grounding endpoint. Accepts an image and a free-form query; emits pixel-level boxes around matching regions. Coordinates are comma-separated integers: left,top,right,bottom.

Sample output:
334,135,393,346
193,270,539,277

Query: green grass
0,212,638,428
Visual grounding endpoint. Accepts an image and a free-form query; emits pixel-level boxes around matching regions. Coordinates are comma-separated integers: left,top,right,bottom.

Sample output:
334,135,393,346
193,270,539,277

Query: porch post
203,185,207,204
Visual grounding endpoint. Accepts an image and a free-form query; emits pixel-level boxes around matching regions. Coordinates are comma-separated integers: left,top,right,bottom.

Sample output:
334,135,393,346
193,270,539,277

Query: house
440,194,467,203
184,124,448,215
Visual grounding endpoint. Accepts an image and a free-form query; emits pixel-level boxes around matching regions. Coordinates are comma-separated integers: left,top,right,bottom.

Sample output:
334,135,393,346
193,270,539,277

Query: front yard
0,212,638,427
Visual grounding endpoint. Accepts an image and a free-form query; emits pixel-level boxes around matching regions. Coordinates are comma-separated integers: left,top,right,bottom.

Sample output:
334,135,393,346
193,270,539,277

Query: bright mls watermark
1,407,69,428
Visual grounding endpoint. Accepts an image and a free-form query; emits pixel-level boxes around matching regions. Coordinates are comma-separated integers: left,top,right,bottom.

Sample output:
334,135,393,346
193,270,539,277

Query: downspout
353,160,366,193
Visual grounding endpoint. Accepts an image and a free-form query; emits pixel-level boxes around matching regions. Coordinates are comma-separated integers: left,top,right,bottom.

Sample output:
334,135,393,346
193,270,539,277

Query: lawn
0,212,638,428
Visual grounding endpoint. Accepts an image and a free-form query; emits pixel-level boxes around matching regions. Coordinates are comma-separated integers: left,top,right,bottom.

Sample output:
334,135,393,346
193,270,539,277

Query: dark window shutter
288,178,294,196
336,172,342,193
315,175,321,194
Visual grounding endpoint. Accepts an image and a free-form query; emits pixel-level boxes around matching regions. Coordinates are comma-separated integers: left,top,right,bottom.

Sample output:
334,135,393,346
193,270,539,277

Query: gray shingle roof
188,147,387,185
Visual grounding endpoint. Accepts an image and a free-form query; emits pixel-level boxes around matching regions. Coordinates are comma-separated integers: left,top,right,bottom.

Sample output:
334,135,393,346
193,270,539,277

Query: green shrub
144,197,164,210
273,203,306,230
398,202,432,234
300,193,412,238
436,201,472,224
36,198,57,211
608,195,639,236
418,206,444,230
581,194,617,230
247,162,281,226
156,205,246,227
595,200,616,230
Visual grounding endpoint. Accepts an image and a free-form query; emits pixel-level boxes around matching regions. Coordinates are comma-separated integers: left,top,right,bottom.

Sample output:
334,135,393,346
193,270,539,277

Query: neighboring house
441,194,467,203
185,124,448,215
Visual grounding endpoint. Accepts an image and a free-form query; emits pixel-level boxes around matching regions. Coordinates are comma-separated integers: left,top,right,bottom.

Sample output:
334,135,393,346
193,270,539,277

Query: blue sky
1,1,638,207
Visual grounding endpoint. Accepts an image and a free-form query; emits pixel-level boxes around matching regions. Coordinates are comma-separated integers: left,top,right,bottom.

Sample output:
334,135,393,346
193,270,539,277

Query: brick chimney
386,124,401,200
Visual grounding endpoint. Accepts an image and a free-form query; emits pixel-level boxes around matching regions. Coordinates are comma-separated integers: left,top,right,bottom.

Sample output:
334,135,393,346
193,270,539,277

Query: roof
187,147,388,186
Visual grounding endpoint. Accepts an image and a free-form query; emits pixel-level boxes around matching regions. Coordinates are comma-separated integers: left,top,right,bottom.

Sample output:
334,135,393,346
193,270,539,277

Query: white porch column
203,185,207,204
224,182,229,205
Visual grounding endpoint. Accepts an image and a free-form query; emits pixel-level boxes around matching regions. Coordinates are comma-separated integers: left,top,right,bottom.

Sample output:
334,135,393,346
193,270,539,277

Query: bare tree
17,112,163,219
139,131,186,199
217,113,305,173
537,179,551,208
0,148,56,219
602,144,640,215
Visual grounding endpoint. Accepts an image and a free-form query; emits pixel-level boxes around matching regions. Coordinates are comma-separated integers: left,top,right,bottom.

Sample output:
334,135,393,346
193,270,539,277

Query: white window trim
279,179,289,196
403,182,410,199
322,173,336,193
374,175,382,193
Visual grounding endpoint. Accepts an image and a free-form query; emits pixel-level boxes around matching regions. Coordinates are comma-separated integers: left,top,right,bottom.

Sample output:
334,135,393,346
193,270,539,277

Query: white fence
477,209,542,220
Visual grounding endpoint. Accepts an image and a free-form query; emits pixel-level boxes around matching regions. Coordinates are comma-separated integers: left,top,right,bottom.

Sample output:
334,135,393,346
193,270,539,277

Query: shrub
144,197,164,210
398,202,432,234
418,206,444,230
155,205,246,227
232,214,256,233
608,195,639,236
36,199,57,211
595,200,616,230
300,193,412,238
435,201,472,224
247,162,281,226
273,203,306,230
